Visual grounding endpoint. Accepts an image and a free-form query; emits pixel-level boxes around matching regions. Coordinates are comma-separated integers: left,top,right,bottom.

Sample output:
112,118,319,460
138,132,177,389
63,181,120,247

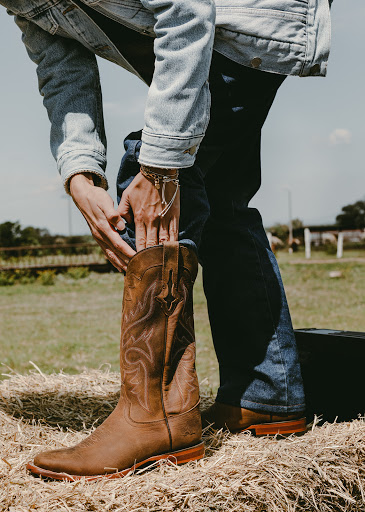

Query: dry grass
1,368,365,511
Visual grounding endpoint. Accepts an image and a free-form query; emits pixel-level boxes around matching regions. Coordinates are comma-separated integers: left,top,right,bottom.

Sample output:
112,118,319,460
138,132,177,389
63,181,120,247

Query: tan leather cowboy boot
27,242,204,480
202,402,306,436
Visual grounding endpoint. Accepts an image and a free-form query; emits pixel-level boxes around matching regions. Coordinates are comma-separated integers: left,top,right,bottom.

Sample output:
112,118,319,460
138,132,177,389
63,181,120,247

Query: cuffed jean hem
119,235,198,255
215,396,306,414
59,149,107,191
63,168,109,194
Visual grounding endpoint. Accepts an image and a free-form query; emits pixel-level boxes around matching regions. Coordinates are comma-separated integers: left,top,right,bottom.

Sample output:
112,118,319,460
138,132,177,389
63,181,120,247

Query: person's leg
197,53,305,422
116,52,305,433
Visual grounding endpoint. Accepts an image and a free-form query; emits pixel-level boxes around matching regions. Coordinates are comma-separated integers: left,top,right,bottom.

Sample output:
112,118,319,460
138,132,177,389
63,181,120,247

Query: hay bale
0,368,364,511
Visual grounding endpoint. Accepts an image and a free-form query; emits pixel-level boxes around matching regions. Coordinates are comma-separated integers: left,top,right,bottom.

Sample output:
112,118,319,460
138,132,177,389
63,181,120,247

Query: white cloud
329,128,352,146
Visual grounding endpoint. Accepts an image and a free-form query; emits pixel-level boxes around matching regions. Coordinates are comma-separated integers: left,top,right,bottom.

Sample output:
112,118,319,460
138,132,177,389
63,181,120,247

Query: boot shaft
120,243,200,428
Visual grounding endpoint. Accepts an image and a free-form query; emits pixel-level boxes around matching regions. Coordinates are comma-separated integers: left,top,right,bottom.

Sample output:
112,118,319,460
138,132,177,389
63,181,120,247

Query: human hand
69,173,136,272
117,170,180,252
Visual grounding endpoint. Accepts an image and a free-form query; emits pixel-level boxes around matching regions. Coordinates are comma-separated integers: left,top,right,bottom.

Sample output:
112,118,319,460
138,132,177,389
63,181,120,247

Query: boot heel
249,417,307,436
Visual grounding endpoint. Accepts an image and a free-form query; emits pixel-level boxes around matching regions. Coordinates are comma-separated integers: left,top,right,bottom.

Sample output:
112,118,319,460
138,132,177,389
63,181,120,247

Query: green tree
336,200,365,229
20,226,50,246
269,223,288,241
0,221,22,247
292,218,303,230
0,221,52,248
267,218,303,242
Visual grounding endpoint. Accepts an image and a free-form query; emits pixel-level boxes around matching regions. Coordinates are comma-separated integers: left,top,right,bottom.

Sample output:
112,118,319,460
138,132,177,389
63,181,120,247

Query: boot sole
244,417,307,436
26,442,205,482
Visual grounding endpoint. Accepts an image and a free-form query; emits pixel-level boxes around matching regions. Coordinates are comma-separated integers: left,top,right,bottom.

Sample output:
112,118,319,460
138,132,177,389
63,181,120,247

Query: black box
295,328,365,422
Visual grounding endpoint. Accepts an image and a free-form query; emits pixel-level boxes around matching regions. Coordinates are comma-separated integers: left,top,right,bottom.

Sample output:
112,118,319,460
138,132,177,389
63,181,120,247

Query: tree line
1,199,364,248
268,199,365,241
0,221,92,249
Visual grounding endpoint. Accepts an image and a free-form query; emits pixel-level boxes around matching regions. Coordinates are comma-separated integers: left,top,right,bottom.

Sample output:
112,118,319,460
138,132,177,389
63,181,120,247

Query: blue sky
0,1,363,235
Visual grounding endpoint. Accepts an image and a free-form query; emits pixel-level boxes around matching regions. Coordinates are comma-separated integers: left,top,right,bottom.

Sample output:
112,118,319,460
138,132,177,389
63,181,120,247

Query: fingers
90,221,136,271
169,214,179,242
97,198,128,233
158,189,179,244
88,211,135,257
105,228,136,259
146,222,159,248
103,205,126,231
159,215,170,244
115,173,181,251
135,220,147,252
71,184,136,270
117,194,133,225
158,216,179,244
99,240,127,273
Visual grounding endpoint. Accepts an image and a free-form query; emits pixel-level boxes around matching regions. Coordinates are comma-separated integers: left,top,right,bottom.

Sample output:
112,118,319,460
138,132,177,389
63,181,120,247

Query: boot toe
33,448,81,475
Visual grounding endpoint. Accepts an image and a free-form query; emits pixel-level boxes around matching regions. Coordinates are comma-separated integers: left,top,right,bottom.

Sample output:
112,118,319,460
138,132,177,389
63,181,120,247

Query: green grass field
1,250,364,391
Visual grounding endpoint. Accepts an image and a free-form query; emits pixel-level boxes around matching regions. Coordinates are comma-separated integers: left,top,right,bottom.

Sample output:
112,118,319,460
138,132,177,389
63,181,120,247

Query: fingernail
116,220,125,231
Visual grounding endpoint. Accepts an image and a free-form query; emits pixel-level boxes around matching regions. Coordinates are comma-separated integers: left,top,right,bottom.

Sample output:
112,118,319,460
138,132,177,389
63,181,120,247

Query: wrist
140,164,177,177
69,172,95,198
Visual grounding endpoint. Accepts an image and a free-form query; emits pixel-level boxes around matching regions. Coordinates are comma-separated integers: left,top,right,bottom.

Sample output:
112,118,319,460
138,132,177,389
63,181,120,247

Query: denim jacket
3,0,331,191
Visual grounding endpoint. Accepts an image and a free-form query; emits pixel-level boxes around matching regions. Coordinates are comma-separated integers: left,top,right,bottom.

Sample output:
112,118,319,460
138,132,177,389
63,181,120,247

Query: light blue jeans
117,52,305,414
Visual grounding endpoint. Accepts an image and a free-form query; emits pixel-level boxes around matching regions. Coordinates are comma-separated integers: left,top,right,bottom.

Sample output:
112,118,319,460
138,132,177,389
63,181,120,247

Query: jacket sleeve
138,0,216,169
12,14,108,193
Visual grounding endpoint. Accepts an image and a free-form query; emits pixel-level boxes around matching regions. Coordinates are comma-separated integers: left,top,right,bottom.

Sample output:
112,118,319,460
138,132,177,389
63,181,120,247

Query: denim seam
299,0,310,75
142,131,205,141
58,148,106,162
92,54,106,160
248,228,289,407
61,7,98,51
215,27,306,49
216,7,306,22
97,4,150,14
18,1,63,19
46,10,59,34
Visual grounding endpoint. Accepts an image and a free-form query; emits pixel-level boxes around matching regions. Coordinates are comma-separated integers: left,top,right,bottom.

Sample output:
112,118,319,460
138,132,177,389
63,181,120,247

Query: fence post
337,232,344,259
304,228,311,259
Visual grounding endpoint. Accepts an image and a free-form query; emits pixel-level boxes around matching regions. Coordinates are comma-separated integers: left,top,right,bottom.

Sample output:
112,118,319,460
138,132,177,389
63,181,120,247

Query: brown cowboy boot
27,242,204,481
202,402,306,436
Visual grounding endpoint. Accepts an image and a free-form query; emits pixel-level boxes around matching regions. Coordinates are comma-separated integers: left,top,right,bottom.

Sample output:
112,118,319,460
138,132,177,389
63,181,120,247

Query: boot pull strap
156,241,180,315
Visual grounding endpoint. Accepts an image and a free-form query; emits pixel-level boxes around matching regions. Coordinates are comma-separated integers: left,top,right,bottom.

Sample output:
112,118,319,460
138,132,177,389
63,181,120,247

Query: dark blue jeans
117,52,305,414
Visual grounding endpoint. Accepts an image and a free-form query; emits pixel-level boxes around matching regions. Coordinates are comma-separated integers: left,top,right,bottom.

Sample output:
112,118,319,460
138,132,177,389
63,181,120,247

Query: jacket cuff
58,150,108,194
138,130,203,169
